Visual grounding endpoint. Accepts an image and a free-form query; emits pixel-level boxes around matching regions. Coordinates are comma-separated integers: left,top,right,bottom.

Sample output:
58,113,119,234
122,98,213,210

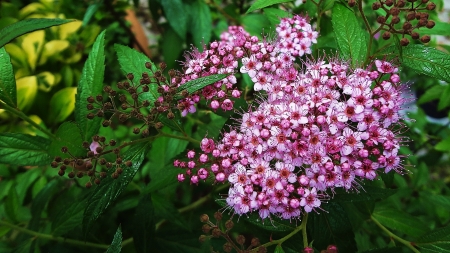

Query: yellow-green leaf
38,40,70,65
36,71,56,91
16,75,38,111
48,87,77,124
21,30,45,71
58,20,82,40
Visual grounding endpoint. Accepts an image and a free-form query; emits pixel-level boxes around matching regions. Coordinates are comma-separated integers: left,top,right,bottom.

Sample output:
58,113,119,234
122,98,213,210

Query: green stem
159,131,200,144
0,220,110,249
0,101,56,140
301,213,309,248
371,216,420,253
357,0,374,66
251,225,303,252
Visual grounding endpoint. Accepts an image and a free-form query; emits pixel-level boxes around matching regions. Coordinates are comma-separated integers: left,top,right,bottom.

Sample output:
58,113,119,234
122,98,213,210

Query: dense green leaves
0,47,16,107
114,44,159,107
161,0,187,40
246,0,293,13
51,200,86,236
401,45,450,83
132,194,155,253
82,142,151,236
0,18,73,48
175,74,229,99
0,133,52,166
331,186,397,202
372,206,430,237
48,122,85,158
187,0,212,48
106,226,122,253
75,30,106,142
331,4,368,67
416,225,450,252
307,202,357,253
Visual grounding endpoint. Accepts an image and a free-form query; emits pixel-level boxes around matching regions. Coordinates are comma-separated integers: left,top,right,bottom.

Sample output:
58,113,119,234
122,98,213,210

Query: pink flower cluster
175,15,410,221
175,15,318,116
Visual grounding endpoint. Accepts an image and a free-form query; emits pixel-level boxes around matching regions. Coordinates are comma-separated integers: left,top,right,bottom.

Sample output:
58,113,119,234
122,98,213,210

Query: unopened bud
211,228,221,238
382,31,391,40
127,73,134,81
385,0,393,6
348,0,356,7
372,2,381,10
426,20,435,29
403,22,412,30
421,35,431,43
202,224,211,233
214,212,222,221
376,16,386,24
200,214,209,223
85,182,92,188
225,220,234,230
236,235,245,245
327,245,338,253
391,16,400,24
396,0,406,7
389,7,399,16
223,242,233,253
426,2,436,10
400,37,410,46
411,32,420,40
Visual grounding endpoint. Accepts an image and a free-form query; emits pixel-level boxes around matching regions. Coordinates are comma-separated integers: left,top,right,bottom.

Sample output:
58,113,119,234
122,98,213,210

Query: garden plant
1,0,450,252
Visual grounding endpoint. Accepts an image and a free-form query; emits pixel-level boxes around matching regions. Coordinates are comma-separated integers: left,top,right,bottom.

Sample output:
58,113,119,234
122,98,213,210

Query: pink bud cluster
175,15,318,116
175,15,411,221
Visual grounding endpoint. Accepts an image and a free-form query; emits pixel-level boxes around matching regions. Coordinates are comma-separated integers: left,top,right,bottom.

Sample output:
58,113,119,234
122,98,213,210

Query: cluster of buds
199,213,266,253
371,0,436,45
50,135,132,187
304,245,338,253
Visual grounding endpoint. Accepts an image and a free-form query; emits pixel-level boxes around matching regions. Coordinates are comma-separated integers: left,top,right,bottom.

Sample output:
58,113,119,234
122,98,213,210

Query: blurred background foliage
0,0,450,252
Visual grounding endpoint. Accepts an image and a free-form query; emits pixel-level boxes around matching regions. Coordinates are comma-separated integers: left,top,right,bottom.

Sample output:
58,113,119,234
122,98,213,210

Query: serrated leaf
0,133,52,166
0,47,16,107
0,18,73,48
331,3,368,67
51,200,86,236
82,142,151,236
372,206,430,237
48,122,85,159
152,193,189,230
106,226,122,253
246,0,293,13
133,194,156,253
161,0,187,40
360,247,403,253
307,202,357,253
75,30,105,142
5,186,19,222
416,225,450,253
330,186,397,202
114,44,159,107
48,87,77,124
401,44,450,83
175,74,228,99
187,0,212,48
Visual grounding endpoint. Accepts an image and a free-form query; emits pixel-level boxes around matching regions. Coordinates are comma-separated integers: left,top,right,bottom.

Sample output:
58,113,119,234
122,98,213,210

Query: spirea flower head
176,15,412,221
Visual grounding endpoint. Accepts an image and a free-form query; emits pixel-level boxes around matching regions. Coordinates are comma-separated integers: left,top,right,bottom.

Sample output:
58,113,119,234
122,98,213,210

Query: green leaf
0,18,73,48
0,133,52,166
152,193,189,230
321,0,335,12
331,3,368,67
401,44,450,83
48,87,77,124
106,226,122,253
439,84,450,110
187,0,212,48
132,194,156,253
114,44,159,107
5,186,19,222
372,206,430,237
417,84,445,105
307,202,357,253
175,74,228,99
416,225,450,253
263,8,291,27
330,186,397,202
0,47,16,107
360,247,403,253
246,0,293,13
82,142,151,236
435,135,450,151
51,200,86,236
82,3,101,26
48,122,85,159
242,14,271,39
275,245,286,253
75,30,105,142
161,0,187,40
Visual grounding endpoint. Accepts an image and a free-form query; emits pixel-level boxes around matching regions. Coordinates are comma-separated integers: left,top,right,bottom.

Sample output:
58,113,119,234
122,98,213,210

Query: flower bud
403,22,412,30
421,35,431,43
391,16,400,24
202,224,211,233
426,20,435,29
225,220,234,230
426,2,436,10
214,212,222,221
382,31,391,40
200,214,209,223
348,0,356,7
400,37,410,46
236,235,245,245
411,32,420,40
396,0,406,7
211,228,221,238
372,2,381,10
389,7,399,16
376,16,386,24
406,11,416,21
85,182,92,188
